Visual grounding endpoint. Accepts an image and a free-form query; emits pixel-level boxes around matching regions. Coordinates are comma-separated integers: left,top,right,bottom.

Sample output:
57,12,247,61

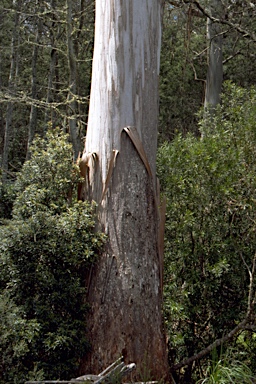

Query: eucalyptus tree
163,0,256,132
79,0,169,380
159,3,206,138
204,0,223,111
66,0,80,159
26,1,43,159
1,0,22,181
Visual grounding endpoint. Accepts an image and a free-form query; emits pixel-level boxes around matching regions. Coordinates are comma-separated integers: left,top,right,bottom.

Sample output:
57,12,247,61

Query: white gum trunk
81,0,169,380
86,1,161,186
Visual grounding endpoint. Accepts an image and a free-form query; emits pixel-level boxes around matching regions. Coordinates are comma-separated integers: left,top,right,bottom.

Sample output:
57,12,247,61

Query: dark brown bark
82,133,168,380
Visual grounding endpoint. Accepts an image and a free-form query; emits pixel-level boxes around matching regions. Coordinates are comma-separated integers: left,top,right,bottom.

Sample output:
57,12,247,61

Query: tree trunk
44,0,58,132
27,8,42,159
2,0,21,181
66,0,80,159
80,1,169,381
44,48,57,131
0,52,4,147
204,0,223,112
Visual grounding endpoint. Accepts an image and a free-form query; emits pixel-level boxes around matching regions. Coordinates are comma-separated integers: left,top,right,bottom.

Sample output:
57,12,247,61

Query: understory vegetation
158,83,256,383
0,130,105,383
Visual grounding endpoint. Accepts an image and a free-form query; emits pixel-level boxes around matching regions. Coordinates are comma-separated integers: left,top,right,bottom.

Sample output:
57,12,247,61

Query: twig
171,252,256,372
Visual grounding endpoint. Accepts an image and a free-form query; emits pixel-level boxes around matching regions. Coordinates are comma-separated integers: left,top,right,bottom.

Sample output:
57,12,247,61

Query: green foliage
0,293,41,384
159,4,207,139
13,129,80,218
157,83,256,381
0,130,105,383
137,353,153,383
0,182,16,221
197,349,254,384
158,3,256,142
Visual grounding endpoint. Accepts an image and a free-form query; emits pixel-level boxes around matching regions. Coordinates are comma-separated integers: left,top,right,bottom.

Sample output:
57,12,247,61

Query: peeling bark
80,0,169,381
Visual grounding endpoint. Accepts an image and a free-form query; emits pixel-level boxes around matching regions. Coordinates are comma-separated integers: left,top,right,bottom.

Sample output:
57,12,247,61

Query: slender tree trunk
44,0,58,132
74,0,93,139
0,10,4,147
80,1,169,380
27,9,42,159
44,48,57,131
204,0,223,112
2,0,21,181
0,51,4,151
66,0,80,159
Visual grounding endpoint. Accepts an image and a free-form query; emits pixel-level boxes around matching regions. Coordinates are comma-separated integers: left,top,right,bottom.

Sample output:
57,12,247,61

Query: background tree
66,0,80,159
159,3,206,139
160,0,256,137
26,1,43,159
0,0,95,176
1,0,22,180
204,0,223,112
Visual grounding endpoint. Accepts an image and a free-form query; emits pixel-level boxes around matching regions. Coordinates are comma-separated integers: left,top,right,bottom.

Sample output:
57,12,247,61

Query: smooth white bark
86,0,162,183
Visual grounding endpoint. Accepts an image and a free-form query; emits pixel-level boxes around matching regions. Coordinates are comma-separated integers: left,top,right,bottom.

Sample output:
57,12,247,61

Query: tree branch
171,316,251,371
167,0,256,42
190,0,256,42
171,253,256,372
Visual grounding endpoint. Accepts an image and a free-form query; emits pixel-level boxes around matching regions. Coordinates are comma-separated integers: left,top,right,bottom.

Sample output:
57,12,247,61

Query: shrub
157,83,256,381
0,129,105,383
